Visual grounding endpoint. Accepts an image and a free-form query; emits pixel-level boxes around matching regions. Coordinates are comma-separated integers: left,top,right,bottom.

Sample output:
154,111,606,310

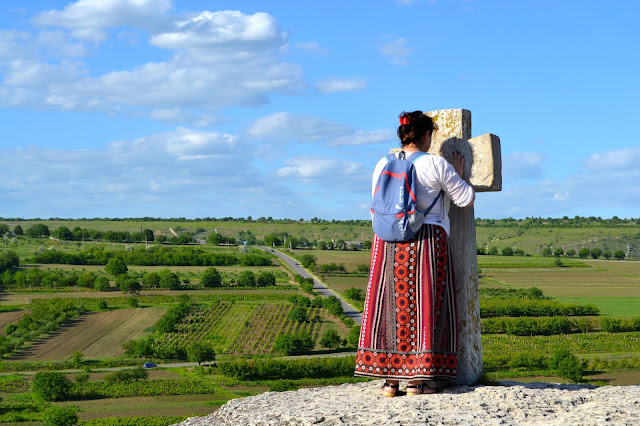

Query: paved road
260,246,363,324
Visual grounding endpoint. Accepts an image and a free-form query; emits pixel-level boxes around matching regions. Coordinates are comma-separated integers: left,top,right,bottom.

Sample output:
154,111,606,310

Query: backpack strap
407,151,428,163
422,190,444,216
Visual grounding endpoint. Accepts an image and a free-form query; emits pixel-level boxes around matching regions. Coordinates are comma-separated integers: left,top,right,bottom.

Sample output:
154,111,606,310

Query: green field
1,218,640,423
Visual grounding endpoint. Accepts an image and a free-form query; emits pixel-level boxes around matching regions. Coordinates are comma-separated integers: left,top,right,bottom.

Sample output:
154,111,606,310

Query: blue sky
1,0,639,220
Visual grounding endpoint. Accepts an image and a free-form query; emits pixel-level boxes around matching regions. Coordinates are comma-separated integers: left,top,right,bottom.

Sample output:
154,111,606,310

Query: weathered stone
173,380,640,426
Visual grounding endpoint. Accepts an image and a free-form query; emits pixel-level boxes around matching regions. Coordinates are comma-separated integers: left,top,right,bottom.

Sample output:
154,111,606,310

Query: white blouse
372,152,474,236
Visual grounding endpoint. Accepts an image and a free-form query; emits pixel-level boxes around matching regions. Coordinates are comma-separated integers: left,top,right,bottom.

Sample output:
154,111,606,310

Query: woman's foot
381,382,399,397
406,381,437,396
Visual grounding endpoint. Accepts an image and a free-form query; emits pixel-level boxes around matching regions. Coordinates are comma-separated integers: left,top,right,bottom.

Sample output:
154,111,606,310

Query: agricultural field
1,218,640,424
11,307,166,361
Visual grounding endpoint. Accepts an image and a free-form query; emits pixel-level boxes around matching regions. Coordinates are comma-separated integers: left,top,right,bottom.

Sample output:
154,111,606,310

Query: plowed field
0,311,25,335
12,307,166,361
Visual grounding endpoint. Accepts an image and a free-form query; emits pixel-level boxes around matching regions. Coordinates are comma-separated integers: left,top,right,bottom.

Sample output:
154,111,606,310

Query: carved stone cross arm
427,108,502,193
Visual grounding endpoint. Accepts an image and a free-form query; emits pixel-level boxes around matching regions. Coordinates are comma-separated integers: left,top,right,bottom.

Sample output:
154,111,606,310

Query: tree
94,276,110,291
565,248,576,257
187,342,216,365
25,224,50,238
553,248,564,257
347,325,361,346
201,267,222,288
32,372,73,402
487,246,499,255
287,306,308,322
501,247,514,256
159,270,181,290
0,251,19,274
603,250,612,259
237,270,256,287
207,232,225,245
105,258,128,276
614,249,626,260
590,247,602,259
273,331,314,355
142,228,155,242
119,276,142,294
178,233,193,244
142,271,160,288
549,348,583,382
541,247,552,257
53,226,73,240
578,248,590,258
43,405,78,426
13,224,23,236
320,329,342,349
345,287,365,301
299,254,317,268
256,271,276,287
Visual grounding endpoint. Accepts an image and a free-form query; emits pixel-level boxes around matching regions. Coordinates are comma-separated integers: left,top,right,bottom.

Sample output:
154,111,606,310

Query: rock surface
173,380,640,425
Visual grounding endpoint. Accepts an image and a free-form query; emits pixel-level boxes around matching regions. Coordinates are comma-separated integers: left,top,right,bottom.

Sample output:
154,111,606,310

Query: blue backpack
371,151,442,242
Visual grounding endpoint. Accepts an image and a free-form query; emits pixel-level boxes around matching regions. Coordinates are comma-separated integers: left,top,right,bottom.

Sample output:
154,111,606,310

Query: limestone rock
173,380,640,425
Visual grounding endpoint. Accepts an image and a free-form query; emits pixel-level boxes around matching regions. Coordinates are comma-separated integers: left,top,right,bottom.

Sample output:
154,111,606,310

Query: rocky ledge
174,380,640,425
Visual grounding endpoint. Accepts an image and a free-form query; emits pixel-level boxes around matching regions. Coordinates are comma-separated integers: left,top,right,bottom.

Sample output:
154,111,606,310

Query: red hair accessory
399,116,409,125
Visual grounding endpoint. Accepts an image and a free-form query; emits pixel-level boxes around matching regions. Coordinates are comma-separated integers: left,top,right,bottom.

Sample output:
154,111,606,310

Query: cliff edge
173,380,640,425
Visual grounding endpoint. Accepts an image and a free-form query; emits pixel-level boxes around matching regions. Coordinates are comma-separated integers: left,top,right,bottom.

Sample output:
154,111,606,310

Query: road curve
259,246,363,324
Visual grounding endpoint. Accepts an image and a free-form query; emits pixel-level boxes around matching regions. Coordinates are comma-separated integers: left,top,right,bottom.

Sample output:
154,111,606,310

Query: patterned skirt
354,224,458,381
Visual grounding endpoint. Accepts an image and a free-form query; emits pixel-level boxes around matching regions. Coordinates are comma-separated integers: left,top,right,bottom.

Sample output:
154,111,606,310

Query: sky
1,0,639,221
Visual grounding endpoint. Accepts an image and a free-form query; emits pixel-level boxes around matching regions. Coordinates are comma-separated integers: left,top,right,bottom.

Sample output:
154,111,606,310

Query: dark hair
397,111,436,146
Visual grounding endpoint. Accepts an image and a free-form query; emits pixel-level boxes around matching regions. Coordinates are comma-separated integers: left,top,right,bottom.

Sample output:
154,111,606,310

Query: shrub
94,276,111,291
578,248,590,258
200,267,222,288
256,271,276,287
299,254,317,268
287,306,308,323
273,331,314,355
104,366,148,383
237,270,256,287
344,287,365,301
320,329,342,349
105,258,128,276
501,247,514,256
347,325,361,346
32,372,73,402
270,380,298,392
549,348,583,382
43,405,78,426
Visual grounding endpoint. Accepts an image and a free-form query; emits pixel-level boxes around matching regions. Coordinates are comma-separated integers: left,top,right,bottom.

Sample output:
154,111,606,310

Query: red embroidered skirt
354,224,458,381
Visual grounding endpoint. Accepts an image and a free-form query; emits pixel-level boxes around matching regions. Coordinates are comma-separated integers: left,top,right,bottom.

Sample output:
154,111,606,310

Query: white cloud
584,147,640,171
378,37,412,66
246,112,352,143
33,0,173,41
316,77,367,93
329,129,396,146
3,7,303,114
277,155,365,181
502,152,544,180
553,192,570,201
150,11,287,51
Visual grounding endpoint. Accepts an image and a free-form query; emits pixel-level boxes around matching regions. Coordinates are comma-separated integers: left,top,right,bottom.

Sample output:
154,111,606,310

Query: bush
273,331,314,355
344,287,365,301
104,366,148,383
287,306,308,322
299,254,317,268
43,405,78,426
320,329,342,349
94,276,111,291
32,372,73,402
270,380,298,392
501,247,514,256
549,348,583,382
347,325,361,346
200,267,222,288
237,271,256,287
105,258,128,276
256,271,276,287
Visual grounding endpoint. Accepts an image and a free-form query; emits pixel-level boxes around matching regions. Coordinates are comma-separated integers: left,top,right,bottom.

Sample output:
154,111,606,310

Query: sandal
381,382,399,397
406,383,437,396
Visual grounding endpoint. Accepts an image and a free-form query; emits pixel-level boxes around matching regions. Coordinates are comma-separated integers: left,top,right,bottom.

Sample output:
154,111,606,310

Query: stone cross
392,108,502,385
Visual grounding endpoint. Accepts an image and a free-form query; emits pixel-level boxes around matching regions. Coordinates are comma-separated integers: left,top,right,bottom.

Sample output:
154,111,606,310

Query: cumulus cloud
33,0,173,41
378,37,412,65
246,112,352,143
277,155,366,182
316,77,367,93
4,6,303,114
584,146,640,171
502,152,544,180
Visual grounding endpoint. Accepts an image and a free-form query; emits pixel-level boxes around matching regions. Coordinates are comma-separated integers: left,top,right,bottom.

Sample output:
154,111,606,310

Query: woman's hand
449,151,465,177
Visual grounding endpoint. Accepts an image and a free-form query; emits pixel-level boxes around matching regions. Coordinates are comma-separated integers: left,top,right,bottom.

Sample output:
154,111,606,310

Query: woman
354,111,475,396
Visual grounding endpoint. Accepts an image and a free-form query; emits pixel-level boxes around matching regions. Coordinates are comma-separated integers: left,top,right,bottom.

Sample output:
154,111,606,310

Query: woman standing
354,111,475,396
